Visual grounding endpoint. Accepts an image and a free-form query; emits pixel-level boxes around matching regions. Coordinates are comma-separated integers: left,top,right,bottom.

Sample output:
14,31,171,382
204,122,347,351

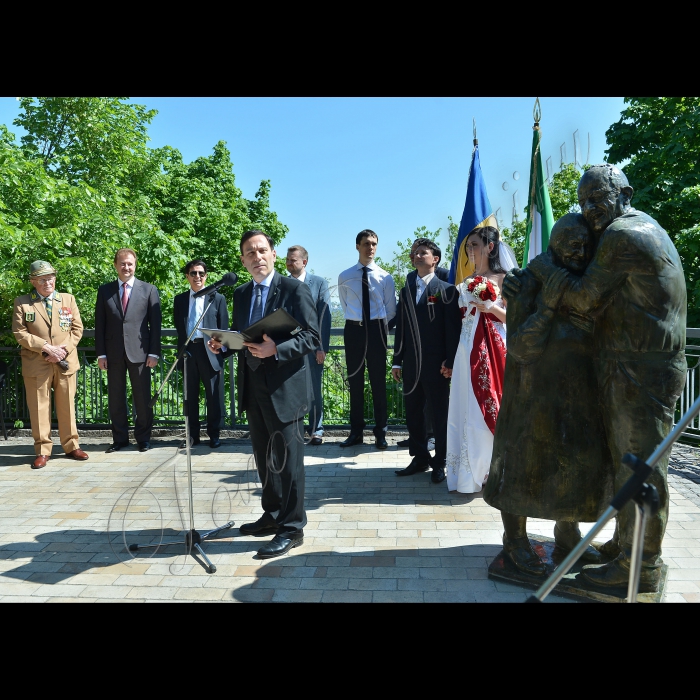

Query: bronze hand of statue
502,268,527,302
539,267,569,311
526,248,558,284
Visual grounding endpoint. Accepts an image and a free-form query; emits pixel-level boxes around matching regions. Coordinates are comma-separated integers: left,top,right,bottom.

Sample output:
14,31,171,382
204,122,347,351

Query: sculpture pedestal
487,534,668,603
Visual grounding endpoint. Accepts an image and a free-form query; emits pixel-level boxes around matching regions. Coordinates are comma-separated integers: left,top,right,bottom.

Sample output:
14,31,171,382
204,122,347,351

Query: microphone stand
527,393,700,603
128,290,233,574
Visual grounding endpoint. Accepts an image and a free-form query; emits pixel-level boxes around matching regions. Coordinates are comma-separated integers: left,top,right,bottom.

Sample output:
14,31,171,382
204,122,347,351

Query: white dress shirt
415,272,435,303
248,270,275,324
338,261,396,322
187,291,205,339
290,269,307,283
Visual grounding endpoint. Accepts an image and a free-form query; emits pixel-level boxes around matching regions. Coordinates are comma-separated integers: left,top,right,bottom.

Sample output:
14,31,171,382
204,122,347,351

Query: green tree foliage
375,225,443,294
0,98,288,339
501,163,584,266
605,97,700,325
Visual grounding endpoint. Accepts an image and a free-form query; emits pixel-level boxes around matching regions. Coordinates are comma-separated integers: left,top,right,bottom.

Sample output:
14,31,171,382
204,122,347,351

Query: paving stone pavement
0,434,698,603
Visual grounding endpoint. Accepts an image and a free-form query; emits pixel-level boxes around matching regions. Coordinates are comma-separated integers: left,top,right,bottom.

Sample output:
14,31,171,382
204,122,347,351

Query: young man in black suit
208,230,320,559
396,243,450,448
391,238,461,483
95,248,162,453
174,260,229,449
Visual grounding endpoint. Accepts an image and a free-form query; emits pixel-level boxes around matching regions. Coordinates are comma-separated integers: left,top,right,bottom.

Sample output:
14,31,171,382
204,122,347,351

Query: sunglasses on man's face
189,271,207,277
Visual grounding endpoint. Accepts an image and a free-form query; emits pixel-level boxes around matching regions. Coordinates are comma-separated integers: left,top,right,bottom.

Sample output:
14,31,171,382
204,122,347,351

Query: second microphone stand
128,290,233,574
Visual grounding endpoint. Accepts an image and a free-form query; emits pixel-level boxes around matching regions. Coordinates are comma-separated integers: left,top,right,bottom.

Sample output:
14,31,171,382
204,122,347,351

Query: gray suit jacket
95,278,162,363
300,273,331,352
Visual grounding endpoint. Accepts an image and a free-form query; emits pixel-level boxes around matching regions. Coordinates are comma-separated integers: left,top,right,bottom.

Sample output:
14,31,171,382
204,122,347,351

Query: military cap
29,261,57,278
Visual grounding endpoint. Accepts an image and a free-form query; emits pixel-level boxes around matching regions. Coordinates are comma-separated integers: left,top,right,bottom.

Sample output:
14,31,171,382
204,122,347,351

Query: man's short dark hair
287,245,309,260
240,230,275,253
114,248,137,264
183,259,208,275
413,237,441,262
356,229,378,245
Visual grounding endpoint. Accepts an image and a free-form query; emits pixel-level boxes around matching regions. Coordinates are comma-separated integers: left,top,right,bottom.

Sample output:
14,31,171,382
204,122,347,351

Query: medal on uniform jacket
58,305,72,331
25,312,35,322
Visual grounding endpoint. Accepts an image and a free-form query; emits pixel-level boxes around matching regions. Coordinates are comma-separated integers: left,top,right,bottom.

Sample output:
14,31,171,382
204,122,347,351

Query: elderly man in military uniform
12,261,89,469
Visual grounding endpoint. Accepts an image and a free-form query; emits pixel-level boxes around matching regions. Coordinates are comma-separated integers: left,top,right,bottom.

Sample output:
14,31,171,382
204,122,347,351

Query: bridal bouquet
465,275,500,309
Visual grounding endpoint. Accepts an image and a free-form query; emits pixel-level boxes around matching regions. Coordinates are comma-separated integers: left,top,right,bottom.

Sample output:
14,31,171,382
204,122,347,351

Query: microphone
192,272,238,298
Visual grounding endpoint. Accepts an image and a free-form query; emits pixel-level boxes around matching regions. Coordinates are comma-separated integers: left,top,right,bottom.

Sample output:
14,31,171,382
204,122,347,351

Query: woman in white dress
444,226,517,493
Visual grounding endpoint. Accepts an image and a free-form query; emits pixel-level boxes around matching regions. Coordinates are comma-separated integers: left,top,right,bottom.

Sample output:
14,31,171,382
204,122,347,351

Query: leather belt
346,319,385,326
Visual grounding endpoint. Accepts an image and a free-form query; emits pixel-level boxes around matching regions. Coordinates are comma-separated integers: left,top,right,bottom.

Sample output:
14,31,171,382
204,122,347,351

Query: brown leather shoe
66,448,89,461
32,455,49,469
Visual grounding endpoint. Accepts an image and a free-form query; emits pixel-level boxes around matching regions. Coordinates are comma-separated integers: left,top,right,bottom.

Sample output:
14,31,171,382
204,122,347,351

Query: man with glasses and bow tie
95,248,162,453
12,260,89,469
208,230,320,559
174,260,229,449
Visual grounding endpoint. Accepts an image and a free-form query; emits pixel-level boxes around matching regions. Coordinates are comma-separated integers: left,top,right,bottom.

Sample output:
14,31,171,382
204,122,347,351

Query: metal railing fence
0,329,404,429
1,329,698,436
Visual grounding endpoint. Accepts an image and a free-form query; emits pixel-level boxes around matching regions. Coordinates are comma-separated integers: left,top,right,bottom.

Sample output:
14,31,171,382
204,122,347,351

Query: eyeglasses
189,271,207,277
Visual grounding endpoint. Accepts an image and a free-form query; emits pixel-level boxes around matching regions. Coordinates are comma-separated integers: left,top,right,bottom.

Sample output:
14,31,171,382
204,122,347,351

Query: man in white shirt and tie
337,229,396,449
95,248,162,453
173,260,229,449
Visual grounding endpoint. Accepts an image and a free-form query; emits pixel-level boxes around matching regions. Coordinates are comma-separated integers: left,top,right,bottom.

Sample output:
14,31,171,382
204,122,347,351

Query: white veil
498,241,519,272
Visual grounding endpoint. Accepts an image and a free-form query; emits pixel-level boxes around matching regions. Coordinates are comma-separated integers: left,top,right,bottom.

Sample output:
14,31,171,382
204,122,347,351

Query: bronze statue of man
486,214,613,575
508,164,687,592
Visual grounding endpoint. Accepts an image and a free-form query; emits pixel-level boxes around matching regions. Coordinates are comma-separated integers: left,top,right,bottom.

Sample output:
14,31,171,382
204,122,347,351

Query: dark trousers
246,365,307,535
107,353,153,444
344,320,388,436
305,356,324,436
599,353,686,565
184,341,222,440
404,368,450,467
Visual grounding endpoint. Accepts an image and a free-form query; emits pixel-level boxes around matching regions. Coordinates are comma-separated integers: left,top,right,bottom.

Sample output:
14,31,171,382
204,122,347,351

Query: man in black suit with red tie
174,259,229,449
95,248,162,453
208,230,320,559
391,238,461,483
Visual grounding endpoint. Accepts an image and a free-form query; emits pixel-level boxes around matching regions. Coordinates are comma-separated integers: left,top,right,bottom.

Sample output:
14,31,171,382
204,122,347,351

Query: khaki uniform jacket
12,291,84,377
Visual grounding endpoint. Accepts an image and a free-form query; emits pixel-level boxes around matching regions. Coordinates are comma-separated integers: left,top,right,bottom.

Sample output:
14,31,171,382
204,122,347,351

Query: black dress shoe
180,439,200,448
106,441,130,453
395,457,430,476
257,533,304,559
396,438,410,447
138,441,151,452
209,438,221,448
431,466,446,483
309,436,323,445
239,517,279,537
375,437,388,450
339,433,363,447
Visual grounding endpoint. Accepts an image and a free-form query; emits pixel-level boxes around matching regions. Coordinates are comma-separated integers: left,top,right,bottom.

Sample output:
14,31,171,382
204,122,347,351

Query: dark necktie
44,294,53,321
362,266,371,324
121,283,130,314
247,284,264,370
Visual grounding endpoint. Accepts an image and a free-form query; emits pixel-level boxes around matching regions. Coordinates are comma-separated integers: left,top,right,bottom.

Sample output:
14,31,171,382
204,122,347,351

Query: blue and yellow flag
448,144,498,285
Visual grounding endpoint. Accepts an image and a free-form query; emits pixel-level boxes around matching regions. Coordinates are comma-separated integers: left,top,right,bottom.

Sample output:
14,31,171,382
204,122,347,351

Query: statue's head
550,213,594,274
577,164,633,236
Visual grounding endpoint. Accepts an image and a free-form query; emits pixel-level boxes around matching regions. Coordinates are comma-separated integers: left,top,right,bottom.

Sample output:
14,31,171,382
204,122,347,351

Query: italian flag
522,124,554,266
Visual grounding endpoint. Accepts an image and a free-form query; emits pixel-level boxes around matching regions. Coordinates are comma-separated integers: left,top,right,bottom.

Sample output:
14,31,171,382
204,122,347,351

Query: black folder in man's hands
200,308,304,350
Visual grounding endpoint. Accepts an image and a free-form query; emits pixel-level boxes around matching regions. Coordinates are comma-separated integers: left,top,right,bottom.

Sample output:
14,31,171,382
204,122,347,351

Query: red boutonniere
427,295,438,305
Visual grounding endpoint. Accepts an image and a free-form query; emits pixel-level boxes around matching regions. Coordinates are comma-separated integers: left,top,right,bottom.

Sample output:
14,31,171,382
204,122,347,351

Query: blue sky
0,97,627,283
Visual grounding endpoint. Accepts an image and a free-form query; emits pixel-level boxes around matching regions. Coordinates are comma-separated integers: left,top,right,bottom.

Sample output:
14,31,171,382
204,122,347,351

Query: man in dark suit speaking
96,248,162,453
208,230,320,559
174,259,229,449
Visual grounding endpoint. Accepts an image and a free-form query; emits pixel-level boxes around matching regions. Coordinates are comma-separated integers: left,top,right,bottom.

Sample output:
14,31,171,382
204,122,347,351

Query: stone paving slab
0,435,698,602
